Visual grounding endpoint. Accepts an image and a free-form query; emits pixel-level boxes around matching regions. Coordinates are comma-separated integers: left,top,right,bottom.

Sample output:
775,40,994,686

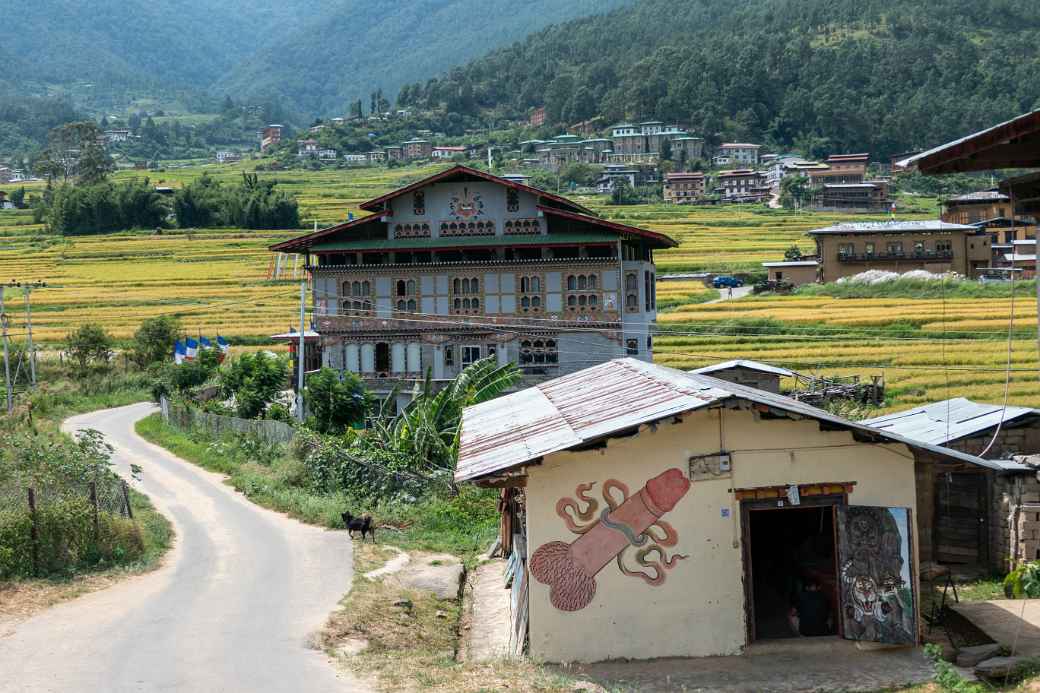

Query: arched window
626,294,638,309
421,223,429,233
454,298,461,310
567,275,577,290
396,280,406,296
530,277,539,293
463,298,471,310
578,275,587,290
626,339,639,356
531,296,540,308
588,275,597,290
453,278,461,294
406,280,416,295
567,295,577,307
579,295,587,306
521,296,530,308
625,273,638,291
396,300,406,310
413,190,425,215
472,277,479,293
362,281,371,295
462,278,471,293
472,298,479,310
507,188,519,212
441,223,449,232
589,295,598,308
407,299,416,312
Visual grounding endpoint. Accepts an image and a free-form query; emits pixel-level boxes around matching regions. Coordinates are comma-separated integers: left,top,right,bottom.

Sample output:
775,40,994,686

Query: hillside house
103,129,132,144
761,259,819,286
716,169,769,201
260,124,283,151
343,153,368,166
942,191,1015,225
268,165,676,408
457,358,997,662
432,146,467,160
663,172,707,204
809,154,870,185
810,221,991,282
297,139,320,158
318,148,338,161
813,182,891,213
215,151,242,164
402,139,433,159
385,146,404,161
713,143,762,166
367,151,387,163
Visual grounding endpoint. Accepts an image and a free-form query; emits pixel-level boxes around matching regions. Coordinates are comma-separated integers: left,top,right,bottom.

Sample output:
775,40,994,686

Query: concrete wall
389,181,540,229
525,407,918,663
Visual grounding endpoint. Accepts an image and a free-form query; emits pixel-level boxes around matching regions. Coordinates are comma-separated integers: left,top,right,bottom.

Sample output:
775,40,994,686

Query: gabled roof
357,164,592,215
945,190,1008,203
863,397,1040,447
897,109,1040,174
536,205,678,248
456,359,1002,482
269,211,387,252
691,359,795,378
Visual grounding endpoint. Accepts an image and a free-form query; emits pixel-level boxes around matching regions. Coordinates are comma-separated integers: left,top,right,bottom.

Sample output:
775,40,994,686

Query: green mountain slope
214,0,634,115
403,0,1040,157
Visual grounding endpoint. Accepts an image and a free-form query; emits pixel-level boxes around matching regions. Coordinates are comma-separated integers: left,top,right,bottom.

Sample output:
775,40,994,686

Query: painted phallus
530,468,691,612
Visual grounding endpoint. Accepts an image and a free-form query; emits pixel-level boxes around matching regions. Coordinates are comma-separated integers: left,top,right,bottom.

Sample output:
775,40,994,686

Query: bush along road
0,402,368,693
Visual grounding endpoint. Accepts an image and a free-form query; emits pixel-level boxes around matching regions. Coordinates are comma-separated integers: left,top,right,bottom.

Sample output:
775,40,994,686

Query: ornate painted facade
270,166,677,400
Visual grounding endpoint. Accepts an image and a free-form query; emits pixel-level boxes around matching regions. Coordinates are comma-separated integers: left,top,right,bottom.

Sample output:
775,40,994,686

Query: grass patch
798,278,1038,300
323,545,577,693
134,413,498,563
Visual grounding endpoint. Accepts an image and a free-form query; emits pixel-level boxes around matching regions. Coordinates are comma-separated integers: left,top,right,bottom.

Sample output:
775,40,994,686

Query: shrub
219,352,289,419
65,323,113,372
132,315,181,367
304,368,369,433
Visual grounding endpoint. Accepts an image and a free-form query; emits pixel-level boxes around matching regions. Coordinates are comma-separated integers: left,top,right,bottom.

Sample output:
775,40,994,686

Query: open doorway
745,502,840,641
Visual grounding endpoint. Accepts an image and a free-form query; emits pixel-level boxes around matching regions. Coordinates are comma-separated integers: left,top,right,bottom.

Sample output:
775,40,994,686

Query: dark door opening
746,504,839,641
375,342,391,373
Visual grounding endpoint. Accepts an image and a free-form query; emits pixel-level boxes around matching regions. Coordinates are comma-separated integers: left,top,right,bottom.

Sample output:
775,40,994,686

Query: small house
690,359,795,394
458,359,995,662
761,260,819,286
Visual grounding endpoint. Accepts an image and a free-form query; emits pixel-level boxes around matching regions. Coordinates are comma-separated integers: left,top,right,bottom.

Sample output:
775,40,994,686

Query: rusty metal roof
456,359,1008,482
863,397,1039,446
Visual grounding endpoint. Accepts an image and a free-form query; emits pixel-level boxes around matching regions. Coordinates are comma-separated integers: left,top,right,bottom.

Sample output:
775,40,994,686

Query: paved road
0,402,365,693
707,285,754,303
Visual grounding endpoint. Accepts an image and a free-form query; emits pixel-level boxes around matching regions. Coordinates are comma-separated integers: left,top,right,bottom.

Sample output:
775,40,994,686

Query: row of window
623,271,656,313
503,219,540,234
394,223,430,238
837,240,953,256
441,221,495,236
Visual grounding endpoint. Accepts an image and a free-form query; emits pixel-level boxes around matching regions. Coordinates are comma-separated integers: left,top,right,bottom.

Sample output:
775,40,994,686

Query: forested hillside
214,0,634,115
401,0,1040,157
1,0,625,119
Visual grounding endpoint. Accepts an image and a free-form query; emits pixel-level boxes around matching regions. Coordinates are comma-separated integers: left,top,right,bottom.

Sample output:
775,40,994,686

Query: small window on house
413,190,425,215
507,188,520,213
462,345,481,366
887,241,903,255
486,344,497,360
626,339,639,356
913,241,925,255
444,345,455,367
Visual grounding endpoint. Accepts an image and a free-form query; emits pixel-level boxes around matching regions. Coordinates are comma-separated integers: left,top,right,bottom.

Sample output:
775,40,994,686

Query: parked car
712,275,744,288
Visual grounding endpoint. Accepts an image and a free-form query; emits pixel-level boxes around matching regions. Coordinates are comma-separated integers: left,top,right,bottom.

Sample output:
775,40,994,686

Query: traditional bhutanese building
270,165,677,406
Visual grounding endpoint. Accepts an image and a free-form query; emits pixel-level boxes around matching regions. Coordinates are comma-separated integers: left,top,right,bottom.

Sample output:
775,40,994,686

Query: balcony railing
837,250,954,262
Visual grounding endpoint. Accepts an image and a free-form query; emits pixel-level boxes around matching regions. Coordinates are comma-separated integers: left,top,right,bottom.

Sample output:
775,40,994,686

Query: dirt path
0,402,368,693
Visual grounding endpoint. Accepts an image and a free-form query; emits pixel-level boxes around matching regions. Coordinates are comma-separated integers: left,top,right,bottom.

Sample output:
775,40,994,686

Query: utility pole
297,279,306,422
17,281,46,388
1,288,12,414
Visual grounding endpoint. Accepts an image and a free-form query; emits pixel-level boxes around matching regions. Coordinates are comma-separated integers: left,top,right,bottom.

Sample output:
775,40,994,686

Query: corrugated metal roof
761,261,819,267
863,397,1039,446
456,359,1006,482
947,190,1009,203
808,220,976,235
691,359,796,378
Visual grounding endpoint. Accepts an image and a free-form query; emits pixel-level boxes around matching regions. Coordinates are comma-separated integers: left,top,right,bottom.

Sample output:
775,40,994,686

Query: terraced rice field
0,162,1032,410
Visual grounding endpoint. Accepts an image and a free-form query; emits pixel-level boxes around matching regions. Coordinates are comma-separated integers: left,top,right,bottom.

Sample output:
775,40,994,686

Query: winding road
0,402,366,693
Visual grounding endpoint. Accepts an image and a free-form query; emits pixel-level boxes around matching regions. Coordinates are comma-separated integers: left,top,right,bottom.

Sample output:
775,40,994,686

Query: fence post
122,480,134,520
88,481,100,538
27,488,39,576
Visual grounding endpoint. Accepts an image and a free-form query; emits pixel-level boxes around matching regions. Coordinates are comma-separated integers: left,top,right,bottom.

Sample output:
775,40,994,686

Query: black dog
341,512,375,542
